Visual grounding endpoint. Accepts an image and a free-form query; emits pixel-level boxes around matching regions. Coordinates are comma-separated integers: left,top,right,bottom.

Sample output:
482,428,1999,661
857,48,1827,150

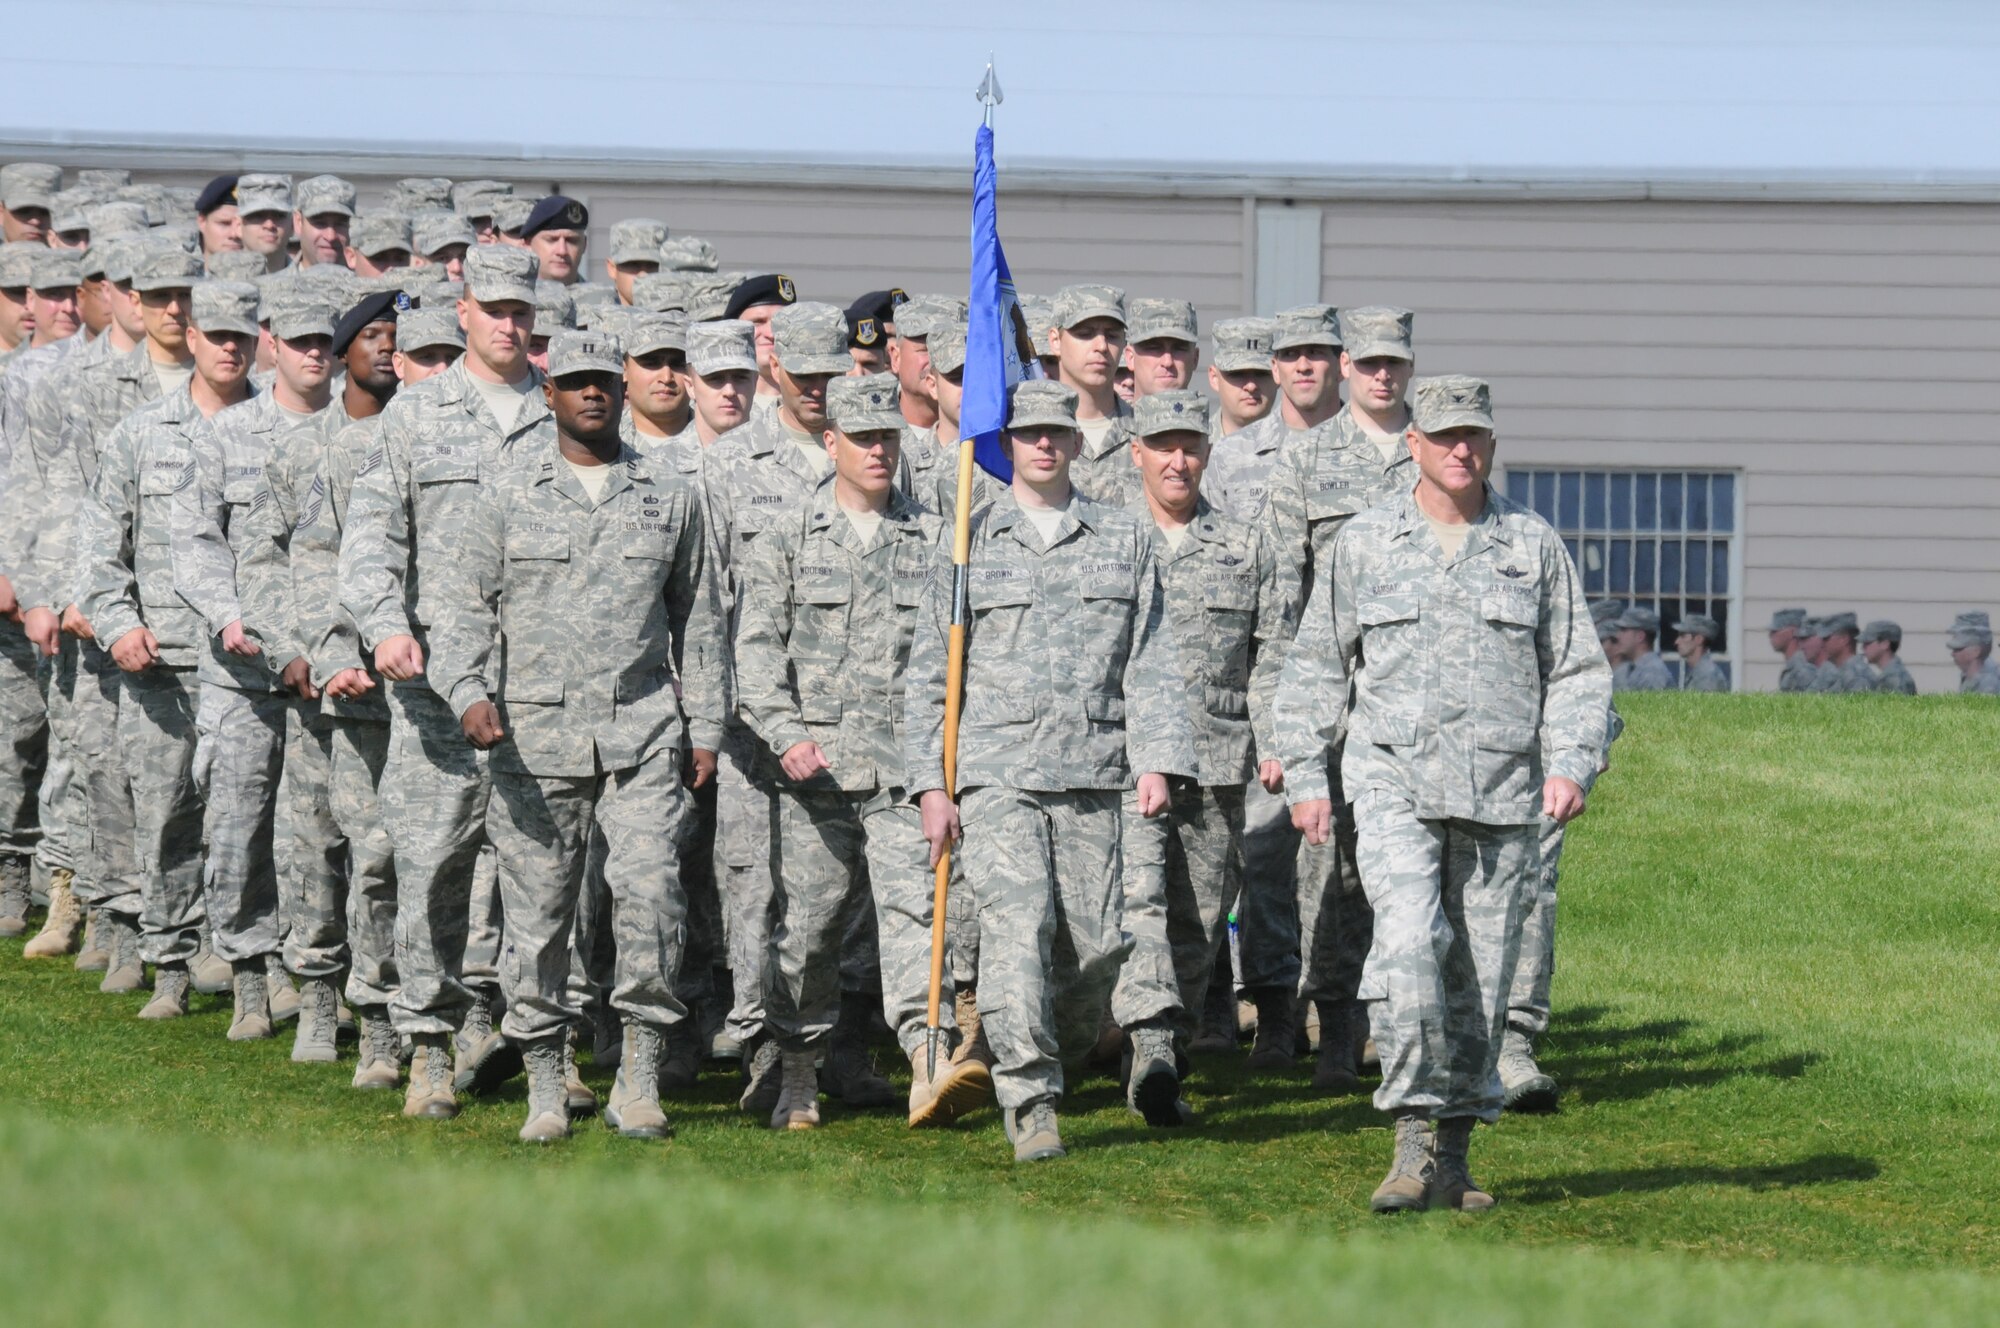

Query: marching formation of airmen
0,158,1680,1215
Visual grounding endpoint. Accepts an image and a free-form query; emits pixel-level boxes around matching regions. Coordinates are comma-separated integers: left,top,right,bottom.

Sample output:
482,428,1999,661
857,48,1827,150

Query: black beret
724,272,797,320
521,195,589,240
332,289,404,357
196,174,241,217
845,288,906,348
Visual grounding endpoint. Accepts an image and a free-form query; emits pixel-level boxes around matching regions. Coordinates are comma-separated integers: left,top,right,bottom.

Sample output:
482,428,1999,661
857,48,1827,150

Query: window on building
1502,468,1739,688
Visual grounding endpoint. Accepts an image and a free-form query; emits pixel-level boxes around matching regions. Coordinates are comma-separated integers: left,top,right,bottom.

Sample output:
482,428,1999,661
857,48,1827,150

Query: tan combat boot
266,954,301,1023
22,868,83,958
605,1024,672,1139
518,1036,571,1143
138,962,191,1020
0,855,29,936
97,913,146,994
1498,1027,1559,1114
1004,1098,1064,1163
452,986,521,1095
1370,1114,1434,1214
563,1026,597,1116
771,1047,821,1131
352,1006,402,1091
290,977,339,1062
403,1035,459,1118
227,959,274,1041
1431,1117,1496,1211
74,908,108,973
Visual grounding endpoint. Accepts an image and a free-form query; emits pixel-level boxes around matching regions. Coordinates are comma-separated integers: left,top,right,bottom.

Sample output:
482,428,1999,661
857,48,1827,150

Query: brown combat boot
403,1034,459,1119
22,868,83,958
227,959,274,1041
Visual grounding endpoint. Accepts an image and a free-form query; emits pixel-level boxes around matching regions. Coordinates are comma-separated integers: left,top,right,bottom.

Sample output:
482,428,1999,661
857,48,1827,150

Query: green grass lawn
4,693,1999,1325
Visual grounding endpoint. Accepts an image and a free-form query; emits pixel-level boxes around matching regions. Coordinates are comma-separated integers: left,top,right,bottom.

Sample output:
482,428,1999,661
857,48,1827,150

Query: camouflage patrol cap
772,301,851,375
117,182,166,214
533,280,577,332
1127,297,1198,346
1006,379,1080,431
1018,294,1055,357
1595,618,1621,645
1859,620,1902,647
826,372,903,434
546,328,621,379
77,168,131,192
1768,607,1807,631
658,234,719,272
0,243,41,289
1272,303,1340,352
129,242,204,292
463,245,538,304
609,218,668,266
387,177,455,213
81,234,130,281
493,196,537,236
158,186,202,223
269,291,337,341
26,247,82,290
1946,620,1993,650
97,237,142,284
1338,306,1415,362
451,180,513,218
623,311,688,358
1210,317,1275,372
1671,613,1721,646
349,212,413,259
206,250,269,282
1821,611,1859,639
1798,616,1826,641
684,275,740,322
86,201,149,238
411,210,474,258
686,319,757,376
631,272,692,313
1132,388,1212,439
928,321,967,376
155,222,202,256
296,174,357,219
1411,375,1495,433
893,294,965,342
191,280,261,336
1615,605,1660,635
234,173,292,217
396,305,465,354
52,187,96,235
0,163,61,210
253,268,301,322
577,302,628,335
569,283,617,313
1952,610,1990,631
1052,283,1126,330
1590,598,1629,624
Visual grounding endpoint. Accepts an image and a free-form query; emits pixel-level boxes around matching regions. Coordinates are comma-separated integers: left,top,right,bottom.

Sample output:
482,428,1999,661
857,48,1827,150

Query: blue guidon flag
962,122,1022,484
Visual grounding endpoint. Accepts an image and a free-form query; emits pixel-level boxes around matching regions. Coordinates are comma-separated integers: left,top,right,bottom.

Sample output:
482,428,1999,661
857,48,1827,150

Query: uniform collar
986,487,1101,547
1389,483,1514,564
531,428,640,508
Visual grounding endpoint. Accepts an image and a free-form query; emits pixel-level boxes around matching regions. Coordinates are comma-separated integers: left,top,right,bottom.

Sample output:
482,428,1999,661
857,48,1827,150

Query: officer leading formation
0,165,1988,1214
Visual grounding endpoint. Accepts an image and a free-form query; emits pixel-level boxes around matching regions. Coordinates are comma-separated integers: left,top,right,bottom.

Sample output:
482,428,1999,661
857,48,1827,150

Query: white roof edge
9,129,2000,205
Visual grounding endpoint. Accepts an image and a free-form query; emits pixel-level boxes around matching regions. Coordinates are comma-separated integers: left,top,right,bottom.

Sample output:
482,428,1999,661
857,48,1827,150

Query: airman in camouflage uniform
1769,607,1816,693
1611,607,1673,691
1260,306,1413,1088
176,290,347,1041
1049,285,1137,507
340,245,548,1118
1948,614,1999,694
605,218,667,305
1108,390,1288,1124
734,374,993,1129
1818,612,1874,692
618,311,697,456
0,162,61,245
1123,297,1199,399
1860,620,1917,695
907,379,1197,1163
427,329,725,1143
78,277,262,1022
1277,376,1611,1212
702,300,896,1111
1672,614,1730,692
1201,316,1276,449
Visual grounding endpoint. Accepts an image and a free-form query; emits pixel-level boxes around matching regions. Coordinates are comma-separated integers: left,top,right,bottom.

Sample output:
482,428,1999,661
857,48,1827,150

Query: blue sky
6,0,2000,177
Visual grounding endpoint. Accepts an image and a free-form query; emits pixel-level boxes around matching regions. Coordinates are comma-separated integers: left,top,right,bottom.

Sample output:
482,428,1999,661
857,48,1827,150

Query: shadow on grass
1510,1152,1879,1204
1550,1004,1821,1105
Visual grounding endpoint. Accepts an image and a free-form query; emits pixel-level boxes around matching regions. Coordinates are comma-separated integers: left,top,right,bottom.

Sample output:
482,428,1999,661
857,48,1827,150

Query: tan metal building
25,141,1997,693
